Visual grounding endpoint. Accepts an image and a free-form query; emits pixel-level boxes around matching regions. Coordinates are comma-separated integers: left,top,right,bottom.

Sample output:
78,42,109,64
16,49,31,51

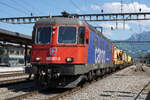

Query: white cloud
99,23,131,30
91,2,150,13
91,2,150,26
103,31,112,35
75,6,88,13
91,5,101,12
129,20,150,26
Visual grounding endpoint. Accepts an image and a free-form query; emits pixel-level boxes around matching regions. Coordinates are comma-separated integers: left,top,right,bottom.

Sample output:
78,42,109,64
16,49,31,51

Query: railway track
7,88,63,100
0,73,27,79
0,80,36,100
0,72,31,87
4,65,130,100
49,68,124,100
0,78,33,87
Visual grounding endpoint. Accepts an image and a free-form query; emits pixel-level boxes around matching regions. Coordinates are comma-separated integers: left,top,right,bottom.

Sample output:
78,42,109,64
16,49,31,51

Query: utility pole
120,0,125,29
121,0,123,13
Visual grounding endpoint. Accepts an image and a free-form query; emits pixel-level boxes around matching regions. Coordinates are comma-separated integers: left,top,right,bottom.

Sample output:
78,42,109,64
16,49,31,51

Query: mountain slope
127,31,150,41
114,31,150,58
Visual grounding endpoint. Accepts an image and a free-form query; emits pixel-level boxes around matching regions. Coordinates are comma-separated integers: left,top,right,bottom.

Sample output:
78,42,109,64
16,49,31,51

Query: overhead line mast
0,12,150,24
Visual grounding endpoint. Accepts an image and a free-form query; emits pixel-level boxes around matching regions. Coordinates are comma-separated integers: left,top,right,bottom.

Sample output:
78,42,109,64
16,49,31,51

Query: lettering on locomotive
46,57,61,61
95,48,106,64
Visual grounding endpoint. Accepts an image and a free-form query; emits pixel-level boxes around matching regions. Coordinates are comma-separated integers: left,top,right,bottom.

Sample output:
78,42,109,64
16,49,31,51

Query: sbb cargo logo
49,48,57,56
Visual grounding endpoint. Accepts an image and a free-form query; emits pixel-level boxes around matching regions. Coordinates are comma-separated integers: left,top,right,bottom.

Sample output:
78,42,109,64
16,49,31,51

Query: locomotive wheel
34,74,40,80
102,69,105,75
108,68,111,73
92,71,95,79
96,70,101,76
87,72,92,81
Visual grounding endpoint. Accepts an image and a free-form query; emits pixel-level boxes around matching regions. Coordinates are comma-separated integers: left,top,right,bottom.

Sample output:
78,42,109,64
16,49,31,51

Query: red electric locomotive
26,17,114,88
32,18,89,64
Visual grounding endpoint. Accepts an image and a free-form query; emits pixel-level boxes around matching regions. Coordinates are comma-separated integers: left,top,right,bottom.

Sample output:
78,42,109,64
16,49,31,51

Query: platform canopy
0,28,32,46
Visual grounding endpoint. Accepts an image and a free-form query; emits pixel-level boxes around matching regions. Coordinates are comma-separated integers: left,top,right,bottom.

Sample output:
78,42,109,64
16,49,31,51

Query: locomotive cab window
58,26,76,44
78,27,85,44
36,27,52,44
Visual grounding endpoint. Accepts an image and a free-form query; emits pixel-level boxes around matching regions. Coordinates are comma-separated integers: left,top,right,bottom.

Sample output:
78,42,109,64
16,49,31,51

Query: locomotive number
46,57,61,61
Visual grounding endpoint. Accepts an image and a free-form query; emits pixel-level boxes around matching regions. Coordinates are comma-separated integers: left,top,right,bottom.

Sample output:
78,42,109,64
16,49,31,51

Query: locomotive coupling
47,69,61,79
53,72,61,78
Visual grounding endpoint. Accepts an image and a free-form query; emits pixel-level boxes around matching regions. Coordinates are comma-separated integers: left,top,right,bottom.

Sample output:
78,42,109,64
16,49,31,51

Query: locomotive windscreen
58,26,76,44
36,27,52,44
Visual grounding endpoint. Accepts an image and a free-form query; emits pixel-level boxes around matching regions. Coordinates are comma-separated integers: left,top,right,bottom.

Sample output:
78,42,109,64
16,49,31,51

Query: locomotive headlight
35,57,40,61
66,57,73,63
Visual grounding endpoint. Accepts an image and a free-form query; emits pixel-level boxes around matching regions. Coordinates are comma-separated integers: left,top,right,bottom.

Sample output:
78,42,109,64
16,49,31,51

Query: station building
0,46,30,66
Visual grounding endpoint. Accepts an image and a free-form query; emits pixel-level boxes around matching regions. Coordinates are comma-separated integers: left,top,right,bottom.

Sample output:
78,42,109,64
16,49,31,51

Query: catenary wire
70,0,83,13
0,1,29,15
10,0,32,15
20,0,44,15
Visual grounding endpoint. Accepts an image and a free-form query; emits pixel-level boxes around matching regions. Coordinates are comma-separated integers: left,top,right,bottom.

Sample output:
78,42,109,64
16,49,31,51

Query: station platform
0,66,25,74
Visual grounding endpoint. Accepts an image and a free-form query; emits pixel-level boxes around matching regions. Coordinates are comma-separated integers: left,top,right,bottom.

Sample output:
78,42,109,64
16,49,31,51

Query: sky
1,0,150,40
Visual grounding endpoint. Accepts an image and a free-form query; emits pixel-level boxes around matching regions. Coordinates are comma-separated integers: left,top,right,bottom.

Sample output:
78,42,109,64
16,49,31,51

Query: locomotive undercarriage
25,63,116,88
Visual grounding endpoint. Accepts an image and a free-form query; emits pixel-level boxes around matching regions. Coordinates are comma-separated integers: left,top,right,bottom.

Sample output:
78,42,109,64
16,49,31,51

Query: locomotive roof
35,17,88,26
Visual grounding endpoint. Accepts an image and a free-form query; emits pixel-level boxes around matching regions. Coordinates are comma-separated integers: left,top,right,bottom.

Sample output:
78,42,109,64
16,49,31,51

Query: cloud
91,2,150,26
91,2,150,13
99,23,131,30
129,20,150,26
91,5,101,12
103,31,112,35
75,6,88,13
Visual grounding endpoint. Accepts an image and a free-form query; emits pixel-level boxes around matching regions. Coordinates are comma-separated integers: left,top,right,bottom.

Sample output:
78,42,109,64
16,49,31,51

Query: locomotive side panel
87,30,113,68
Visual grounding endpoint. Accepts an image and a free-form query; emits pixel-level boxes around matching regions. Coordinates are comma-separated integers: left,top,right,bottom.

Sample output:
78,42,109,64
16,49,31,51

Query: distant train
0,46,30,66
25,17,132,88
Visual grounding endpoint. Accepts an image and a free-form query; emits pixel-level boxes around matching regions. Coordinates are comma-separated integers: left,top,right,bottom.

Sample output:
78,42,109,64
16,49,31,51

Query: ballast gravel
61,65,150,100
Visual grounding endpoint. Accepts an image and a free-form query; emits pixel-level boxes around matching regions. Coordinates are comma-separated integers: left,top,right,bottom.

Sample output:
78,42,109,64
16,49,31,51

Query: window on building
0,58,1,63
4,49,8,55
0,48,4,55
16,50,20,55
10,50,14,54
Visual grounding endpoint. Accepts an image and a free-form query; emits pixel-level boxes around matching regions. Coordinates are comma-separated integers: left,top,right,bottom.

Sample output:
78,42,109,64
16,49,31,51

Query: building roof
0,28,32,45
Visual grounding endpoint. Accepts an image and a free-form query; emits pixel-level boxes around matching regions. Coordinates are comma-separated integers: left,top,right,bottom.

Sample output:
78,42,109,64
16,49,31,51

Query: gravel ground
23,93,58,100
0,81,35,100
61,65,150,100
